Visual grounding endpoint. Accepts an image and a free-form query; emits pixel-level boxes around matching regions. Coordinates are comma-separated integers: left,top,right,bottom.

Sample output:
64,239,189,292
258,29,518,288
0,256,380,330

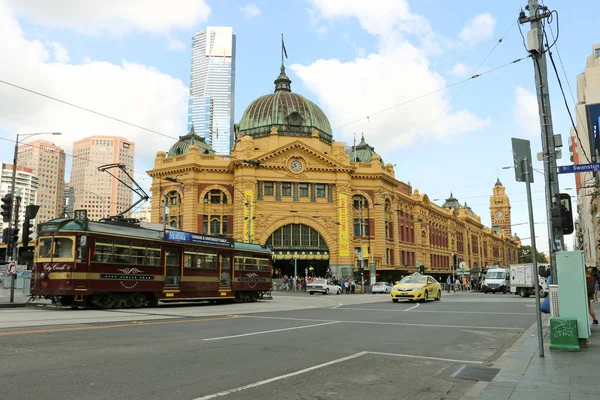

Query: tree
518,245,548,263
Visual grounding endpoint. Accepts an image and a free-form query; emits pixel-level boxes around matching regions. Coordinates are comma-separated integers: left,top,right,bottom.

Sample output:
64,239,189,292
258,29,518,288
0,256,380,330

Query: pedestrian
446,276,451,293
586,268,599,325
351,280,356,294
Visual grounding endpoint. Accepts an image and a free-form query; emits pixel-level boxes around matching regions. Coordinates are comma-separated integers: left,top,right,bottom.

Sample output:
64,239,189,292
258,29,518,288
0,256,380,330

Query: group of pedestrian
444,276,482,292
331,277,356,294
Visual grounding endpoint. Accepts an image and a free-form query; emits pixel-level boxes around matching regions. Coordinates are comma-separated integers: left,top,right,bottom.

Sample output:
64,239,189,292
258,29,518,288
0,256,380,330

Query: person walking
586,268,599,325
446,276,451,293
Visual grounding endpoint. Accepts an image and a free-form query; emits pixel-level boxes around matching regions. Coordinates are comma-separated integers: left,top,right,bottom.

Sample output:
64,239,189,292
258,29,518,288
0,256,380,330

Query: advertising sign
587,103,600,162
338,194,349,257
164,230,234,248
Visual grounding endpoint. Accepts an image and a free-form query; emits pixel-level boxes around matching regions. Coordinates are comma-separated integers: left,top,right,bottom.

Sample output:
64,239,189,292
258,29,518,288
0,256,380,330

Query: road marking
203,321,339,341
367,352,484,365
239,315,523,330
405,303,420,311
451,364,468,377
0,316,242,336
331,303,343,309
192,350,483,399
334,307,533,316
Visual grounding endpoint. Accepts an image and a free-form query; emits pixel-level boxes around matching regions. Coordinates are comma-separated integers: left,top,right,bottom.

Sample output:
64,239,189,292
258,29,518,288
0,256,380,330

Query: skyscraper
71,136,135,221
188,26,236,155
0,163,39,234
17,139,66,222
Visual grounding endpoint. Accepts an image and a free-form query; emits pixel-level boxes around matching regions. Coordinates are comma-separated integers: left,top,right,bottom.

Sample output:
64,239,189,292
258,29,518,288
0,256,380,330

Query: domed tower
236,65,333,144
442,192,461,211
348,133,383,163
167,125,215,156
490,178,511,234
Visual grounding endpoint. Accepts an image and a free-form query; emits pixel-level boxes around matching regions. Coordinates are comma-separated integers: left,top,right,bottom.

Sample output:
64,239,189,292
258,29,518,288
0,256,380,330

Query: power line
0,78,179,142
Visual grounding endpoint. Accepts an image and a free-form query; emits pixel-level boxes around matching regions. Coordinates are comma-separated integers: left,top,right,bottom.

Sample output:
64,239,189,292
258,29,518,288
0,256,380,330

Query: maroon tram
30,217,273,308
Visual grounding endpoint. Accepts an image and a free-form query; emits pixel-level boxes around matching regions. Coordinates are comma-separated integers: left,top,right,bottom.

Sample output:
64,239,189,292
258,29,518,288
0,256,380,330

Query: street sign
459,261,466,270
511,138,534,183
557,163,600,174
7,261,17,275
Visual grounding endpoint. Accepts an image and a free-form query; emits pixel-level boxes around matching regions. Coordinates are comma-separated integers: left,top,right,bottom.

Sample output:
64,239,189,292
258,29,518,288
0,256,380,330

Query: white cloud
0,2,187,178
49,41,70,63
514,86,540,137
458,13,496,46
293,1,490,154
240,4,261,19
3,0,211,35
450,62,469,77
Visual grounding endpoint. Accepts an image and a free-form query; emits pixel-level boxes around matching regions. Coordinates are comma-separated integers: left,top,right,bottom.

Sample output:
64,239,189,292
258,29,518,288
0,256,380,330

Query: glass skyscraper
188,26,236,155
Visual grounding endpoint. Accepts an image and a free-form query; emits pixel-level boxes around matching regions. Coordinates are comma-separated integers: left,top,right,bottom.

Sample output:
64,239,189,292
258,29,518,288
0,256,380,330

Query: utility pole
359,199,365,293
519,0,562,283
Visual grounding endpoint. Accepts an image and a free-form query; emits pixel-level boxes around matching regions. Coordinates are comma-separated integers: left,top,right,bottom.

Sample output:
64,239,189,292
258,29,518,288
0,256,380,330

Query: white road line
334,307,533,316
405,303,420,311
202,321,339,341
451,364,468,377
192,351,484,399
331,303,343,309
367,351,484,365
238,315,523,330
192,351,368,400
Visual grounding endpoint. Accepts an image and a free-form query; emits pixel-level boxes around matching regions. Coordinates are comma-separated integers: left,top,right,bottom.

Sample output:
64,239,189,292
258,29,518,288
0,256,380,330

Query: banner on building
338,193,349,256
362,244,369,258
587,103,600,162
243,190,254,242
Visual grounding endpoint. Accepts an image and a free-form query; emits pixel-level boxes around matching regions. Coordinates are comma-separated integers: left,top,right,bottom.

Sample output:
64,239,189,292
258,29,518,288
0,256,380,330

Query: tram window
199,252,217,269
184,251,196,268
93,239,112,263
260,258,270,270
165,267,179,286
146,248,161,266
38,238,53,259
113,241,131,264
53,238,73,259
130,243,146,265
166,249,179,266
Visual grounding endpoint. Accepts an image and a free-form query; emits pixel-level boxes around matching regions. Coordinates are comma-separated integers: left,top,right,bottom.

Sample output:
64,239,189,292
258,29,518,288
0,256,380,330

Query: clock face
496,211,503,218
290,160,303,173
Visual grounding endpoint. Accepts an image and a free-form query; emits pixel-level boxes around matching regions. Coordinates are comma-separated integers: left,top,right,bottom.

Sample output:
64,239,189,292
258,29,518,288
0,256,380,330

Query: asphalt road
0,292,536,400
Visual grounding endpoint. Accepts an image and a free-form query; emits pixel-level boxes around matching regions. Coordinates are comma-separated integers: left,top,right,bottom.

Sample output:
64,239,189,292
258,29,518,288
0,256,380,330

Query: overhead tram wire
541,8,591,163
395,21,520,166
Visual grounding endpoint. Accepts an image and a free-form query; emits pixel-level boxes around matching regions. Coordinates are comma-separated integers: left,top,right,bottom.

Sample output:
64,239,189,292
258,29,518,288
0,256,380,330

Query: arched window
204,189,228,204
203,215,228,236
353,194,368,210
266,224,327,250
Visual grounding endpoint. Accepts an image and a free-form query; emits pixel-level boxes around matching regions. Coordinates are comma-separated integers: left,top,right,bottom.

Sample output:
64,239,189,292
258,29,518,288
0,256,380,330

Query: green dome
442,192,460,210
348,134,382,163
237,66,332,144
167,125,215,157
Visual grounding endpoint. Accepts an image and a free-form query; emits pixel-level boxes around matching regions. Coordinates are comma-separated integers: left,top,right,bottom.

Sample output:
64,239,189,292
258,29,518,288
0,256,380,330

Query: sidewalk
463,303,600,400
0,287,31,308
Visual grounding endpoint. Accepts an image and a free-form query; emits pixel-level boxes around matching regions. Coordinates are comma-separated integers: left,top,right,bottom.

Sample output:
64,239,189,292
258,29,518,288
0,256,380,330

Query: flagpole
281,33,284,68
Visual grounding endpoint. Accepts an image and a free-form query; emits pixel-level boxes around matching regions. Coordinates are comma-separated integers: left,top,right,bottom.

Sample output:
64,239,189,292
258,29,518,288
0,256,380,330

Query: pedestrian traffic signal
2,227,8,244
452,254,458,268
10,227,19,244
419,265,425,274
1,193,12,222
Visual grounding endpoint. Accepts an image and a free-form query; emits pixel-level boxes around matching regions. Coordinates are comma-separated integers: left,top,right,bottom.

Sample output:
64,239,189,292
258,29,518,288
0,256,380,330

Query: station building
147,65,520,282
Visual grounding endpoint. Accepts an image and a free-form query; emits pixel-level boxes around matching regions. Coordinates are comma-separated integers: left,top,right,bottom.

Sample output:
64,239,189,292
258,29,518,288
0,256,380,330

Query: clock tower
490,178,511,234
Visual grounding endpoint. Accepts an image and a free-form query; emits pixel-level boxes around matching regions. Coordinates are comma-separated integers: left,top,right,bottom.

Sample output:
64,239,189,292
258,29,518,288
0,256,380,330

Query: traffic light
2,227,8,244
22,205,40,248
452,254,458,268
419,265,425,274
10,227,19,244
551,194,574,235
1,193,12,222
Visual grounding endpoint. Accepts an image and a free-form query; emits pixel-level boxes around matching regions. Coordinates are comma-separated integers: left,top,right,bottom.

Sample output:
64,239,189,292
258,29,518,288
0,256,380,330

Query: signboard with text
164,230,234,248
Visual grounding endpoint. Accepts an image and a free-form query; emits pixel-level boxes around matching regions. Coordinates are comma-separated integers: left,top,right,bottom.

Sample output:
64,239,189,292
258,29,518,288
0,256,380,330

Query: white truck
482,268,510,294
509,264,549,298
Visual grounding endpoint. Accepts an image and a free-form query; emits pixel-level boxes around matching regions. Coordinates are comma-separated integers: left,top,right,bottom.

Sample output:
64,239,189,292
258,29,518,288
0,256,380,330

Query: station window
282,183,292,196
264,182,274,196
315,184,326,198
299,183,309,197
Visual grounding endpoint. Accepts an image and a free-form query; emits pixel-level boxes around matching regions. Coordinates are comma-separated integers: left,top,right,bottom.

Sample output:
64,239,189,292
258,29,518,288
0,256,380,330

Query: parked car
371,282,393,294
390,274,442,302
307,279,342,295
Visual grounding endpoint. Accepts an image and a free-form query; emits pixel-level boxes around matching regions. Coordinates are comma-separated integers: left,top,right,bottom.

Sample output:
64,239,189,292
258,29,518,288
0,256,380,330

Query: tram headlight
40,272,46,280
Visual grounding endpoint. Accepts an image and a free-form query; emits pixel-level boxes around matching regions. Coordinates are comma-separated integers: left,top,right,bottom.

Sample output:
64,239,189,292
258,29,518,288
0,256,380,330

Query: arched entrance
265,223,330,278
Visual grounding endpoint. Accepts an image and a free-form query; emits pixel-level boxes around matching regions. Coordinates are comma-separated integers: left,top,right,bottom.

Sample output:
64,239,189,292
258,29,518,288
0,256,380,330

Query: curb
461,315,549,400
0,302,27,308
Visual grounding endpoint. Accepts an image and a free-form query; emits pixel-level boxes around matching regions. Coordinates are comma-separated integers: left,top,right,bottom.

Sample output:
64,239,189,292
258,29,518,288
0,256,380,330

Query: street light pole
6,132,61,303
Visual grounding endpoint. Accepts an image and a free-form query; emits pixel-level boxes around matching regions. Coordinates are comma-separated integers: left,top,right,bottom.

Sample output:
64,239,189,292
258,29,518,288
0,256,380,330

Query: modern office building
572,43,600,266
188,26,236,155
0,163,39,235
17,139,66,223
70,135,135,221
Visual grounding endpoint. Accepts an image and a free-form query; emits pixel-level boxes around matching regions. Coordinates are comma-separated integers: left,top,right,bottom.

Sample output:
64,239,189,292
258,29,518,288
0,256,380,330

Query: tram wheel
131,293,145,308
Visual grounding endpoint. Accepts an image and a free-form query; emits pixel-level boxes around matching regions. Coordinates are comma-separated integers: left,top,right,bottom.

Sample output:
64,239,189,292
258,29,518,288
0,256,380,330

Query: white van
482,268,509,294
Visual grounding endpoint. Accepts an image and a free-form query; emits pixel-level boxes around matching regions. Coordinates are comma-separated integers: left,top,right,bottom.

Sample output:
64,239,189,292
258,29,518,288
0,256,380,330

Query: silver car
371,282,393,294
307,279,342,295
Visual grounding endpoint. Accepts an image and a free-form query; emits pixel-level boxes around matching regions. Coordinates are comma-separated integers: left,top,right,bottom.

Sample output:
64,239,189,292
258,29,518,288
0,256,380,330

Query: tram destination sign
164,230,234,248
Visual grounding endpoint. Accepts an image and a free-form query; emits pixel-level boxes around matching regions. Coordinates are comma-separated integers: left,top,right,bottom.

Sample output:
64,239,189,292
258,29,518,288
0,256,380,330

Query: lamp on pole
6,132,60,303
162,176,185,231
229,185,253,243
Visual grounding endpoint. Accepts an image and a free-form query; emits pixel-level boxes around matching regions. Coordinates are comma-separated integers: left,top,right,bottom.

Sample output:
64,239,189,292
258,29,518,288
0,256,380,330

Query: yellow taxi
391,274,442,303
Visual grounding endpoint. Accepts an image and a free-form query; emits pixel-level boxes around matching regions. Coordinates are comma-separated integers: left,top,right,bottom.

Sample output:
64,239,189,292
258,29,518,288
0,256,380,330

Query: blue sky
0,0,597,252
